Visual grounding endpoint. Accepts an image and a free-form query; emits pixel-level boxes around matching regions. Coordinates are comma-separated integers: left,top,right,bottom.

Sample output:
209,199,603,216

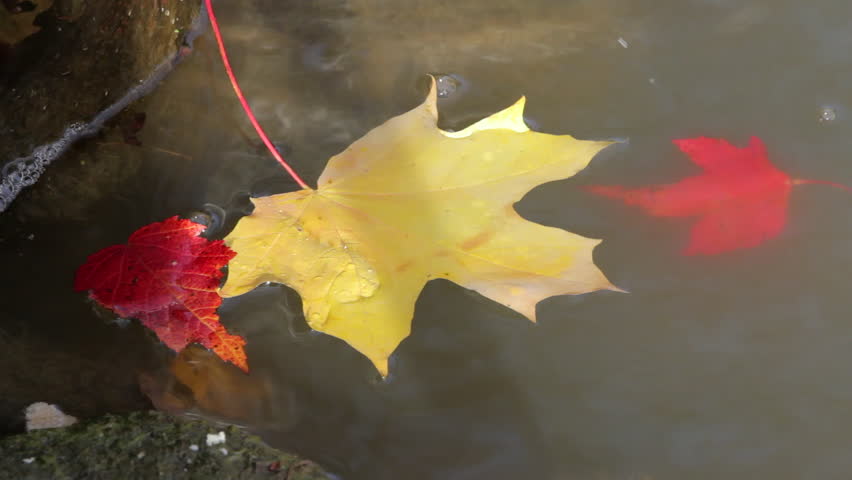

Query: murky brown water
5,0,852,478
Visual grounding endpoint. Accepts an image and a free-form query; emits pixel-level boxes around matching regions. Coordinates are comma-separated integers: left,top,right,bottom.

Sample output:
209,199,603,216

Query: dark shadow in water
228,281,549,480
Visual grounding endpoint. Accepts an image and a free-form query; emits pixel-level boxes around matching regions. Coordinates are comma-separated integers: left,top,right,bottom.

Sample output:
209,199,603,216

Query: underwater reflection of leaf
139,345,273,423
586,136,806,255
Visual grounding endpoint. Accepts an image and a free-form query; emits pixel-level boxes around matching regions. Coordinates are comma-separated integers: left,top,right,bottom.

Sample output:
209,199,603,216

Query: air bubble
434,74,461,98
188,211,211,227
819,105,838,123
188,203,226,237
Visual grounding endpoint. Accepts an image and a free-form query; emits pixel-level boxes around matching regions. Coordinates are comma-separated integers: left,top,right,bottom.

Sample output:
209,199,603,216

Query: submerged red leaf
74,217,247,371
587,136,802,255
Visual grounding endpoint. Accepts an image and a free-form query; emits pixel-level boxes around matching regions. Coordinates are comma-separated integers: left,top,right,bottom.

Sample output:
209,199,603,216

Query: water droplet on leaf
308,311,325,327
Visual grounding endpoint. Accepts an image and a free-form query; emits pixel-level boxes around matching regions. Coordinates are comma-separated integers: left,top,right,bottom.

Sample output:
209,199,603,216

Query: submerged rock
0,410,331,479
0,0,202,213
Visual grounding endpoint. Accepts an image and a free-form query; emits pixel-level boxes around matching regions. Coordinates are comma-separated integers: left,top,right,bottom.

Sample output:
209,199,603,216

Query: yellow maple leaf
0,1,52,46
220,78,619,375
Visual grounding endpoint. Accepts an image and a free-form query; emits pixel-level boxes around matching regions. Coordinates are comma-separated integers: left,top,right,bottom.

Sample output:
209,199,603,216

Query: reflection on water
4,0,852,478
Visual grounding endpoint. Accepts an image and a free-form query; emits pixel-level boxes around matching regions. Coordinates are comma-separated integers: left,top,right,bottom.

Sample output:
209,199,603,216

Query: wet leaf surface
221,79,618,375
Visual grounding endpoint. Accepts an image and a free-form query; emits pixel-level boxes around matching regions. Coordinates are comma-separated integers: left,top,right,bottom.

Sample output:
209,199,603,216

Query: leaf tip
422,75,439,120
370,356,390,378
440,95,530,138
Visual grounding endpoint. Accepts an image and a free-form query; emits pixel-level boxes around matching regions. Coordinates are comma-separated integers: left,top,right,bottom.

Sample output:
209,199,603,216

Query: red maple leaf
586,136,852,255
74,216,247,371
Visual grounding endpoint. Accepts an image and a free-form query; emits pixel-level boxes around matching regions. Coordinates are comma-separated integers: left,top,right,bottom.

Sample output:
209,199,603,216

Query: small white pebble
206,431,226,446
219,448,228,455
22,457,35,464
25,402,77,431
188,444,199,452
137,451,145,459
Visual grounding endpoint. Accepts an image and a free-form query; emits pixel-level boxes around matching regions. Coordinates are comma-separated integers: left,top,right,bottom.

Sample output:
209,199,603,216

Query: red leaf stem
204,0,311,190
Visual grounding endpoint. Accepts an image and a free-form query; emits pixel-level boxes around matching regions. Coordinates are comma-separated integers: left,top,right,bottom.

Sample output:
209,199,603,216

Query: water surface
5,1,852,479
